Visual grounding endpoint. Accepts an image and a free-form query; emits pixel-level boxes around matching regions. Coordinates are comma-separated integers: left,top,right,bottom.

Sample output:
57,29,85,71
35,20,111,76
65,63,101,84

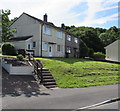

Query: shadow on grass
2,68,50,97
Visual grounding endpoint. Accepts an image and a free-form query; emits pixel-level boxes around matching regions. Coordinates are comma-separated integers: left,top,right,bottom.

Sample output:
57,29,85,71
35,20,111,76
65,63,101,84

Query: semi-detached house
9,12,79,58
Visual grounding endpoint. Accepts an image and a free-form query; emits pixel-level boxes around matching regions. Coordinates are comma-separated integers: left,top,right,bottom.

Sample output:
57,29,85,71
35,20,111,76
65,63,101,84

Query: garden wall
2,61,34,75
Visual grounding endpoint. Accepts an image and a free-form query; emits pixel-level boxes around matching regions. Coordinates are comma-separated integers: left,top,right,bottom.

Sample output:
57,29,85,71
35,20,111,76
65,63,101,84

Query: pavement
90,101,119,109
1,67,119,110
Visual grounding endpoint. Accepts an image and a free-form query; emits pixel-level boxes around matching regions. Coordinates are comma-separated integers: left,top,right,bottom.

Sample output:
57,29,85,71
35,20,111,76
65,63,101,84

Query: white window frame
67,47,71,53
33,41,36,48
57,31,63,39
57,45,63,52
42,41,48,51
43,25,52,36
67,35,71,41
74,37,78,43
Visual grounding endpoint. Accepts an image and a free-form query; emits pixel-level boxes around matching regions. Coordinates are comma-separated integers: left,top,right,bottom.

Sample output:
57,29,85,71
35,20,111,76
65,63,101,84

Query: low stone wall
2,61,34,75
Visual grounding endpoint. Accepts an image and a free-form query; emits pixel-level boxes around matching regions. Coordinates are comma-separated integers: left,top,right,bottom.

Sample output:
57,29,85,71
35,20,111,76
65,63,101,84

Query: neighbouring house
65,32,79,58
105,40,120,62
8,12,79,58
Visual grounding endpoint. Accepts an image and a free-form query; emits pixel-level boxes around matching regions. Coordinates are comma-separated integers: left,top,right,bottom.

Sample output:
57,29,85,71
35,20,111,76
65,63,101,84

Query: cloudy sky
0,0,119,29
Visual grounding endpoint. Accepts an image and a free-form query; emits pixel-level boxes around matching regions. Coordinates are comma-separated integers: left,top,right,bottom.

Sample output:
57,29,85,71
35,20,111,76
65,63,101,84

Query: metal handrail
27,53,43,84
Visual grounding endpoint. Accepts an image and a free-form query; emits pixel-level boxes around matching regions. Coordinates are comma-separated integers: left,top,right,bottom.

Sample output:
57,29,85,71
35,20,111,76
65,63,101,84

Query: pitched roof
7,35,33,42
105,40,120,48
10,12,78,38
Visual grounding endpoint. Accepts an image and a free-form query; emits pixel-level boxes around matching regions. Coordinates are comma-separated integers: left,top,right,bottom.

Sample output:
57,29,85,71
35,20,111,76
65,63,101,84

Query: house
65,32,79,58
105,40,120,62
9,12,79,58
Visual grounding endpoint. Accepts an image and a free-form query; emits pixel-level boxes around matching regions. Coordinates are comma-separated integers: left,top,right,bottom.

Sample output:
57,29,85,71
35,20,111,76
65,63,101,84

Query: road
2,84,118,109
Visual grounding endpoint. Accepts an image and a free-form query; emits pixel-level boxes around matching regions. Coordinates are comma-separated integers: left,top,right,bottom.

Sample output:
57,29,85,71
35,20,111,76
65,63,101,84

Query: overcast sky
0,0,119,29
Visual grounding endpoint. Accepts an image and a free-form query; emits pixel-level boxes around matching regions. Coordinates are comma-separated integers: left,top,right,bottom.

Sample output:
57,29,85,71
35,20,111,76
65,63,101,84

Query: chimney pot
61,23,65,29
43,13,47,22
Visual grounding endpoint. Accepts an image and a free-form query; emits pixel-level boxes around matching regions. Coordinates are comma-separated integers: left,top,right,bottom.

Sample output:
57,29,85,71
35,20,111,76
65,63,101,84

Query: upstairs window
74,38,78,43
33,42,36,48
43,26,52,35
57,31,63,39
66,46,71,53
42,41,48,51
67,35,71,41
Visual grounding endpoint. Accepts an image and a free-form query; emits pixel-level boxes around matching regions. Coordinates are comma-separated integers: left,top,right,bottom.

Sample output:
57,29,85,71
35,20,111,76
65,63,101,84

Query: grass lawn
36,57,119,88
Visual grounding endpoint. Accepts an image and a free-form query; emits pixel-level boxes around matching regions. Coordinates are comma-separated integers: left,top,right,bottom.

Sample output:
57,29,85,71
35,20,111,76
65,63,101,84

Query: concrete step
43,82,56,85
43,76,54,79
43,79,55,82
45,85,57,88
42,73,52,76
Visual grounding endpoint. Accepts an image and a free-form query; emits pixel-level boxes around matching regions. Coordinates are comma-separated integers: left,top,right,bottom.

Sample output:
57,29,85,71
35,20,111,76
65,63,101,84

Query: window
74,38,78,43
67,47,71,53
43,26,52,35
57,45,63,52
57,31,63,39
33,42,36,48
67,35,71,41
42,42,48,51
28,44,31,50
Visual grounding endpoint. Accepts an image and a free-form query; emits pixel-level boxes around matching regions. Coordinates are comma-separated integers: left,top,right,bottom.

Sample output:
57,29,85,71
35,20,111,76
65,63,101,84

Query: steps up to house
40,68,57,88
28,56,57,89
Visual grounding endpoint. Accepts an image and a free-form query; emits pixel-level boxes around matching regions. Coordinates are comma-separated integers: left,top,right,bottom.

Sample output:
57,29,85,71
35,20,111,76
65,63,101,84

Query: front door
48,45,53,57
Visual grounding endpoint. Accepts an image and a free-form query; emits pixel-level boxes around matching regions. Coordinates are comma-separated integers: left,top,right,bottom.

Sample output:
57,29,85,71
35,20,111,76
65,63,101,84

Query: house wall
10,14,42,56
105,40,120,62
65,34,79,58
11,41,26,49
42,25,65,57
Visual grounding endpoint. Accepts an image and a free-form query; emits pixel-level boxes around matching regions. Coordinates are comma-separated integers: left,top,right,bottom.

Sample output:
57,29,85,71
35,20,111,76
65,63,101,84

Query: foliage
2,42,17,55
36,57,119,88
88,48,94,58
79,39,88,58
1,10,15,42
17,54,24,61
93,52,105,60
64,25,119,53
18,49,26,58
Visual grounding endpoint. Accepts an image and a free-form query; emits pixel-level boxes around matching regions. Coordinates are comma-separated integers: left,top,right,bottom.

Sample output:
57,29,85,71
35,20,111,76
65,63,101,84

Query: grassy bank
36,57,119,88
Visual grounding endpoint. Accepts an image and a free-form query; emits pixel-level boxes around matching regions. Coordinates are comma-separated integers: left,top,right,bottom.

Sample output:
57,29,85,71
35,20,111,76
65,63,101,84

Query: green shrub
79,39,89,58
2,42,17,55
88,48,94,58
17,54,24,61
18,49,26,58
93,52,105,60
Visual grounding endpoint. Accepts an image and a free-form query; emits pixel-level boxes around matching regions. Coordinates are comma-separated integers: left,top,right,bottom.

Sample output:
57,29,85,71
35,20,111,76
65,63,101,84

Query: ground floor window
57,45,63,52
33,42,36,48
27,44,31,50
66,46,71,53
42,41,48,51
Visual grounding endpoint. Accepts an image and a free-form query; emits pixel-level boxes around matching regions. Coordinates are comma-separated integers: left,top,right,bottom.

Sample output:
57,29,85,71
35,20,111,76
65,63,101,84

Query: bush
88,48,94,58
2,42,17,55
17,54,24,61
93,52,105,60
18,49,26,58
79,39,89,58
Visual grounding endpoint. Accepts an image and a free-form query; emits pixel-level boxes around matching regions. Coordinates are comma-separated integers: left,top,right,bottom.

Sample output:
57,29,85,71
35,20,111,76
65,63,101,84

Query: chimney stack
43,13,47,22
61,23,65,29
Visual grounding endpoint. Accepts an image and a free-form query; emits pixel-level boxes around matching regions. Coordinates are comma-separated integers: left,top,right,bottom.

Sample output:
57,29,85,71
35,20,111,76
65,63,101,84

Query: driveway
2,68,119,110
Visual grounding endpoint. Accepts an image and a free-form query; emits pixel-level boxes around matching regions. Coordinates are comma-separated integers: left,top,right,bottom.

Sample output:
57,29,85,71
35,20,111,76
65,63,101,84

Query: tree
79,39,88,58
1,10,14,42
